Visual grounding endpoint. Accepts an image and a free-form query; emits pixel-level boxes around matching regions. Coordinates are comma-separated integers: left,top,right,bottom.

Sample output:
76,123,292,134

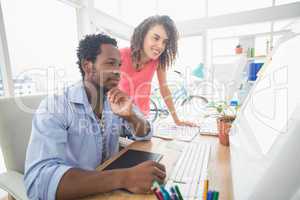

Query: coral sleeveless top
118,47,158,116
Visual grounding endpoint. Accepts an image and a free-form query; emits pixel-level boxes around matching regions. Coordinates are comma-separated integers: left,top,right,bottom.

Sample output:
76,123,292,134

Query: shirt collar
67,81,112,120
68,81,87,105
67,81,98,121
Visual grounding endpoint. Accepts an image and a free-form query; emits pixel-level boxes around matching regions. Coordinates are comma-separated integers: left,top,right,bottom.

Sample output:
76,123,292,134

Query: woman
118,15,195,126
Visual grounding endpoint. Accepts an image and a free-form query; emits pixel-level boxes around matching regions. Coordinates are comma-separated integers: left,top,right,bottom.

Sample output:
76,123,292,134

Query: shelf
213,54,246,58
247,55,267,61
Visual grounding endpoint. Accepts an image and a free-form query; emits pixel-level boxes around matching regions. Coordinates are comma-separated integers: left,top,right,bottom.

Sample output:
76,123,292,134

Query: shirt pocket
66,114,102,169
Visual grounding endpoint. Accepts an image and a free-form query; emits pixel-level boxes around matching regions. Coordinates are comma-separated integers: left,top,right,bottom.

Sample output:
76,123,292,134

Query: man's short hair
76,34,117,79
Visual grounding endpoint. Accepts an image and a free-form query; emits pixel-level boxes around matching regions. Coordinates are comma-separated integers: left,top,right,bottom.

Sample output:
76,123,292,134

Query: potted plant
235,44,243,54
207,101,238,146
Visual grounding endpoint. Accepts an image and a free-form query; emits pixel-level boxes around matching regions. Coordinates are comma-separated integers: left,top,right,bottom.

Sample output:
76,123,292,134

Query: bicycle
149,70,208,123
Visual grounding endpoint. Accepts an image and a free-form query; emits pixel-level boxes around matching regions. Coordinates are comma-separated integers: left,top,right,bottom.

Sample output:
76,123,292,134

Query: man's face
86,44,121,91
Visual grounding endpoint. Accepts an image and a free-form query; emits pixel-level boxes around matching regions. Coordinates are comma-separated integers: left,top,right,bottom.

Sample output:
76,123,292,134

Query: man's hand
124,161,166,194
108,87,133,118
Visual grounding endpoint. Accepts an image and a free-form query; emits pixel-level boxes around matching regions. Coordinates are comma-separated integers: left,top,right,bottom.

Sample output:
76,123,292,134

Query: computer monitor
229,33,300,200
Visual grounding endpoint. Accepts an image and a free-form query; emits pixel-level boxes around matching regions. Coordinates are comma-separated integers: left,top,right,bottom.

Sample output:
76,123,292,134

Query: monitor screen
230,33,300,200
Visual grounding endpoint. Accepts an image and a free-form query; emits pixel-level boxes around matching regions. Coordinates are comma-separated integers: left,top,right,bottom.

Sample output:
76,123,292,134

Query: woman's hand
174,119,198,127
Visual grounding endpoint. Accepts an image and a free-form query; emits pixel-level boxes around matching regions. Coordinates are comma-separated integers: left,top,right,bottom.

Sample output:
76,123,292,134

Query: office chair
0,95,45,200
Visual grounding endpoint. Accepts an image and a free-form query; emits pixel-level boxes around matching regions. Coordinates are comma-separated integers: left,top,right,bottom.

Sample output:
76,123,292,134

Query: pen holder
217,115,235,146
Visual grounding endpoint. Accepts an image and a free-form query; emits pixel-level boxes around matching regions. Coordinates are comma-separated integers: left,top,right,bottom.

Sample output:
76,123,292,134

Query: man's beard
94,84,109,95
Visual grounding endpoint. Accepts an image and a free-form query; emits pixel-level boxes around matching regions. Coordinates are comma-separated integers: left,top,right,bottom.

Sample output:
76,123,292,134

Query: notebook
199,117,219,136
103,149,163,170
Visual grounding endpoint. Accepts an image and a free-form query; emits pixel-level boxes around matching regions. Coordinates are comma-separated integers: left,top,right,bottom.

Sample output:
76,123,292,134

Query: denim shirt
24,82,152,200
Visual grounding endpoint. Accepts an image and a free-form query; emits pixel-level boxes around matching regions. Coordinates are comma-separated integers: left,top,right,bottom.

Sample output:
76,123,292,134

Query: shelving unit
209,28,292,104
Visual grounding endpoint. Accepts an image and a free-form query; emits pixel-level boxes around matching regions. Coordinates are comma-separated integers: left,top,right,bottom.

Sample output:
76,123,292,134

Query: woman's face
142,24,168,61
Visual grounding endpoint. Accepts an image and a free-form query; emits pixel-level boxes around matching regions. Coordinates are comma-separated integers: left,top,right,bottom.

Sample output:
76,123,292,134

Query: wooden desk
80,136,233,200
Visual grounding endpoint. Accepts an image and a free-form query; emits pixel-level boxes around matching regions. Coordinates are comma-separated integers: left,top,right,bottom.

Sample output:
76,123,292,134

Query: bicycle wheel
180,95,208,115
148,98,159,123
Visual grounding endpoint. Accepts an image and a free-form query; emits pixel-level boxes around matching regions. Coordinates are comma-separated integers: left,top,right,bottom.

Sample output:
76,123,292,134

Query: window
274,19,296,31
157,0,206,22
175,36,203,71
0,69,3,96
275,0,300,5
0,143,6,198
212,38,239,57
208,22,272,39
208,0,273,17
1,0,79,95
151,36,203,89
95,0,121,20
115,37,130,49
95,0,157,26
95,0,206,26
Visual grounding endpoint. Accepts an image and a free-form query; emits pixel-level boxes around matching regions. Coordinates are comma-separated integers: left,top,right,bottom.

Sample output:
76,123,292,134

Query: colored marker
174,185,184,200
153,189,162,200
207,191,213,200
213,191,219,200
156,189,165,200
170,187,179,200
203,180,209,200
160,186,172,200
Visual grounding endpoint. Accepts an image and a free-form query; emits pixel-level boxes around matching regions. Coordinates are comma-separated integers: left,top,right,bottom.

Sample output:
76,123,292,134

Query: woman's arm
156,67,196,126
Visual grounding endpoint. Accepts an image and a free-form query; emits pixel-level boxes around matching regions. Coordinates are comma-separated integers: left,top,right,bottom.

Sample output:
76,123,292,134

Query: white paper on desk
153,124,177,140
153,123,200,142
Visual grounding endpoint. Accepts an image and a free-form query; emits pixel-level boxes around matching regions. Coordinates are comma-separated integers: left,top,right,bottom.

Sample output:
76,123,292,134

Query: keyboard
166,143,211,199
153,124,200,142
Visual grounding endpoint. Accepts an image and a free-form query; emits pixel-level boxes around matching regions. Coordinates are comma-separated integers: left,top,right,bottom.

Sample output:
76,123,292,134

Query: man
24,34,166,200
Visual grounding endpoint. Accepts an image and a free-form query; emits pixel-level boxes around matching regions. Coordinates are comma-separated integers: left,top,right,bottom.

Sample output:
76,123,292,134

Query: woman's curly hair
130,15,179,70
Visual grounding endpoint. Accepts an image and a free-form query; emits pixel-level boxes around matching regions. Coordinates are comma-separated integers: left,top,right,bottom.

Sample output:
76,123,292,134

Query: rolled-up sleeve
24,97,72,200
122,105,153,141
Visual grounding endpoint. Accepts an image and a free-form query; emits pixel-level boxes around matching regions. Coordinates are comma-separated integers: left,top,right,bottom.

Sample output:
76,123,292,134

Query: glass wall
95,0,206,26
0,67,3,96
1,0,79,95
